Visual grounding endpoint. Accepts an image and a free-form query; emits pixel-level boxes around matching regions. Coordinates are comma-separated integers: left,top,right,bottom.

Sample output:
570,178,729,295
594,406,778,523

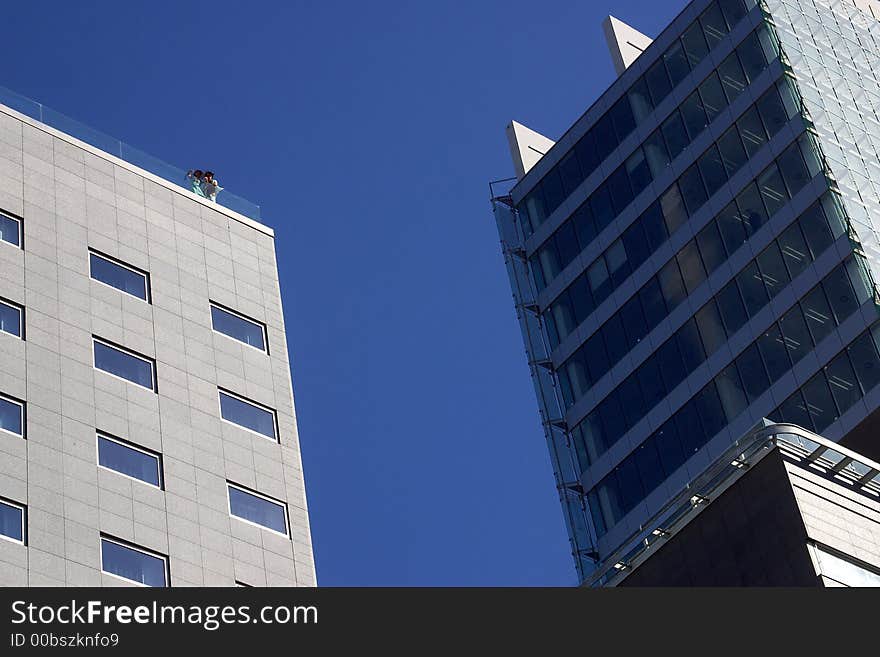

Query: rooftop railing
584,420,880,587
0,85,261,222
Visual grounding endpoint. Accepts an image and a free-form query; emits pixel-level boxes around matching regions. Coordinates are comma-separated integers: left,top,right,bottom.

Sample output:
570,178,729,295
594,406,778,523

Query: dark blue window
639,277,667,329
620,296,648,348
736,343,769,402
568,275,594,325
211,304,267,351
657,338,686,393
574,131,599,174
622,220,650,270
849,331,880,394
590,185,616,233
571,204,597,249
89,252,149,301
0,213,21,247
609,96,636,141
101,538,167,586
717,279,748,335
0,300,22,338
228,485,287,534
0,499,24,543
98,434,161,487
607,166,634,213
219,391,277,440
638,355,667,409
802,372,837,432
664,40,691,88
645,58,672,105
634,439,665,497
681,21,709,68
554,220,580,268
675,400,705,456
0,395,23,436
653,419,684,479
558,151,583,195
93,339,155,390
661,112,689,161
641,202,668,251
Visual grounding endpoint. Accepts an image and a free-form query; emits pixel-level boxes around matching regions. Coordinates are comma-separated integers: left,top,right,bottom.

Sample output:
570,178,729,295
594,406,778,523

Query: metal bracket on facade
857,468,880,486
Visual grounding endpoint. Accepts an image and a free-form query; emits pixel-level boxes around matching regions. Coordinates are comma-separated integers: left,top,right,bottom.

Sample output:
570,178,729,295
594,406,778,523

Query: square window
0,212,21,248
0,499,24,544
0,298,22,338
0,394,24,438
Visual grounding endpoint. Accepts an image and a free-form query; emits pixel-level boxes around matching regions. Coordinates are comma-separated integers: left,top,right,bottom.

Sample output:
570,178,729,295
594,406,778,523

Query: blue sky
1,0,679,585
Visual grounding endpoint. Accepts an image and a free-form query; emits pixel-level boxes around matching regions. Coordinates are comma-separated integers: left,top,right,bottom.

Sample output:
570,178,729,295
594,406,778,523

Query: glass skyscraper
492,0,880,583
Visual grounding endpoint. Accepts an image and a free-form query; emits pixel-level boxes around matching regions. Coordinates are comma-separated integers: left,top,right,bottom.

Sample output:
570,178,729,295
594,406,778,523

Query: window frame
96,431,163,489
227,482,290,537
210,301,269,354
0,210,22,249
0,297,23,340
92,337,157,392
88,249,151,303
218,389,279,442
0,392,25,439
99,535,169,587
0,497,25,545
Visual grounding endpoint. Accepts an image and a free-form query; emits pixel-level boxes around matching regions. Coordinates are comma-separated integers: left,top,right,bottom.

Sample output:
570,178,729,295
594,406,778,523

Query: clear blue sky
1,0,679,585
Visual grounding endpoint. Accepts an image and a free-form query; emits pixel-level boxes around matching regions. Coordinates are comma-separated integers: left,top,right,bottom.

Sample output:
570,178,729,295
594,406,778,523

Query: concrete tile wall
0,107,315,587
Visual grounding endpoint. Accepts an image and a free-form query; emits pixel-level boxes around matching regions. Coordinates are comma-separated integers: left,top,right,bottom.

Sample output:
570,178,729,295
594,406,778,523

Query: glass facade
492,0,880,581
530,26,784,295
519,0,762,235
541,77,805,349
556,138,832,407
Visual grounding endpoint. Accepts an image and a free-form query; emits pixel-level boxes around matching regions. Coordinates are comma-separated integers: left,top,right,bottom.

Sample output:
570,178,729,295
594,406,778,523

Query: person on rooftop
186,170,206,197
202,171,222,202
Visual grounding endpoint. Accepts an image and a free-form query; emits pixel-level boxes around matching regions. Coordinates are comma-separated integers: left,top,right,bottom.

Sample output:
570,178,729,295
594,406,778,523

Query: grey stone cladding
0,104,315,587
